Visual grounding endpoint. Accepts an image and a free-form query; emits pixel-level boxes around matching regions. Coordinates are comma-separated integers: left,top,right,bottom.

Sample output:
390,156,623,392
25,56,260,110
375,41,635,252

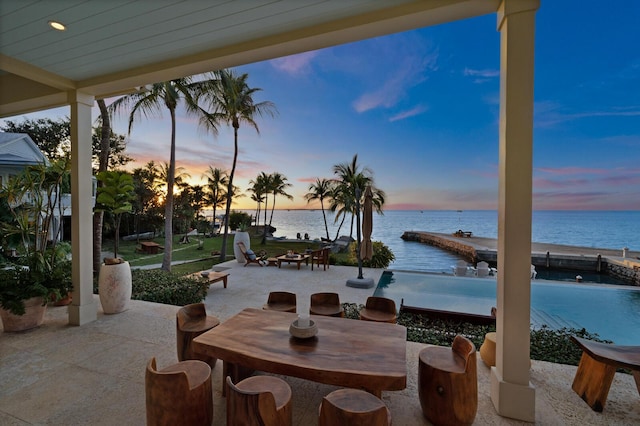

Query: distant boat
457,210,463,212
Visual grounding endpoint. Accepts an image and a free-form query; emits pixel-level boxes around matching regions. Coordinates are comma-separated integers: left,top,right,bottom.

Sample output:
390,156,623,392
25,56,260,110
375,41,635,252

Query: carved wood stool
176,303,220,369
479,331,496,367
145,357,212,426
318,388,391,426
226,375,293,426
418,335,477,425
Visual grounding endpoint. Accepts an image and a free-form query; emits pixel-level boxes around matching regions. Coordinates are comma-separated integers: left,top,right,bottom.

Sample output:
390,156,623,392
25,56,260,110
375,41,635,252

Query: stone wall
607,261,640,287
401,232,476,262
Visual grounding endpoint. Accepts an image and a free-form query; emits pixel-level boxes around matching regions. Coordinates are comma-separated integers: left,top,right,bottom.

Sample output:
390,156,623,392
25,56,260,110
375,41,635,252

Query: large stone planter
1,297,47,332
98,260,132,314
233,231,250,263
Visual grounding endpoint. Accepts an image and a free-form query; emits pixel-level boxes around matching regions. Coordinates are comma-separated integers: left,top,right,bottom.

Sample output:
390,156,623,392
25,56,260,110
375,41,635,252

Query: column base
490,367,536,422
68,301,98,326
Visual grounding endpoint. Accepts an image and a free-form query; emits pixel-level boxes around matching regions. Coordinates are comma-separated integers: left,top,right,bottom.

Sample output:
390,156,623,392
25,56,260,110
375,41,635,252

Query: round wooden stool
319,388,391,426
146,358,213,426
480,331,497,367
227,375,292,425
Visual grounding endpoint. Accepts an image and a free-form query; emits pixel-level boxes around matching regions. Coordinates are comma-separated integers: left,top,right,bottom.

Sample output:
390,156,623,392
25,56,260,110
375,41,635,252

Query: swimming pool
374,270,640,345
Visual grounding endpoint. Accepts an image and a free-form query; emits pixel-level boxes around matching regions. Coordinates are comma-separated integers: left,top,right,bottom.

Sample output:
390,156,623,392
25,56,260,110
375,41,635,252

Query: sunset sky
4,1,639,210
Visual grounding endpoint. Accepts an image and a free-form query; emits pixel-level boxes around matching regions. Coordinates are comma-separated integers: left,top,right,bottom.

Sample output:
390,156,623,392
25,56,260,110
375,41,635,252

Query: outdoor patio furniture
176,303,220,368
359,296,397,323
570,336,640,412
454,259,468,276
145,357,213,426
476,261,489,278
310,292,344,317
237,241,266,267
192,308,407,398
226,375,293,426
311,247,330,271
185,270,229,288
263,291,297,313
479,332,497,367
418,335,478,425
318,388,391,426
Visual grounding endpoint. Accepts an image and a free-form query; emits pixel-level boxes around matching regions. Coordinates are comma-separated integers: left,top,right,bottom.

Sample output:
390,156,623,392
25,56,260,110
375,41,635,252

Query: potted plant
95,171,135,314
0,160,71,331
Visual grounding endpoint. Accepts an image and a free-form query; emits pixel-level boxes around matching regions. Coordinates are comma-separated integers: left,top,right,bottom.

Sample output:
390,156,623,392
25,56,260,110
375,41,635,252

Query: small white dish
289,319,318,339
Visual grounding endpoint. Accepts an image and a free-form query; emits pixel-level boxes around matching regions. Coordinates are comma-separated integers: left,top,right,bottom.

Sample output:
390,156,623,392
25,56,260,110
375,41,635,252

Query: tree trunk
334,213,347,241
161,107,177,271
220,126,239,261
94,99,111,274
321,199,330,240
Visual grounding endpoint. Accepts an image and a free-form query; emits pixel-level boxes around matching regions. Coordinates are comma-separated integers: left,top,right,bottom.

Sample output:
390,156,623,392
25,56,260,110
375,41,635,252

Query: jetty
401,231,640,286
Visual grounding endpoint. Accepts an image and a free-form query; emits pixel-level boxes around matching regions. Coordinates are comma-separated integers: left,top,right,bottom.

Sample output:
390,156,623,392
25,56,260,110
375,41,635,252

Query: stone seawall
401,231,640,286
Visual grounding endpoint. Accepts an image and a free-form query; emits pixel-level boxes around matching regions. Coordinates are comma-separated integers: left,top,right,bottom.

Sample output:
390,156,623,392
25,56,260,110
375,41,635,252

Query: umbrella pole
355,187,364,280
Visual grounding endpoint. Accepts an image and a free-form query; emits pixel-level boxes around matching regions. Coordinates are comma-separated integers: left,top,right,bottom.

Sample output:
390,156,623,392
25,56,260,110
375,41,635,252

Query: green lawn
107,233,335,274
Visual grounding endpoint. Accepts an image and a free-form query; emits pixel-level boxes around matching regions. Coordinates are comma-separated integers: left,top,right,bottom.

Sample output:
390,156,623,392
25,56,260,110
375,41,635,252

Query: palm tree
331,154,386,238
248,173,268,227
264,172,293,243
304,178,334,241
109,75,216,271
202,166,228,236
194,69,277,261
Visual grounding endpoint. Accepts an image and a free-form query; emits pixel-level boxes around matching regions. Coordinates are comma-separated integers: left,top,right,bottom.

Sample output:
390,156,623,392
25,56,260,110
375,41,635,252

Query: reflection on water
375,270,640,345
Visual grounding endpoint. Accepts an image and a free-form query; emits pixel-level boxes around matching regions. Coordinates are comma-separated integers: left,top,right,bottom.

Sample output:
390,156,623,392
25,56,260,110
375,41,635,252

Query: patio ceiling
0,0,498,118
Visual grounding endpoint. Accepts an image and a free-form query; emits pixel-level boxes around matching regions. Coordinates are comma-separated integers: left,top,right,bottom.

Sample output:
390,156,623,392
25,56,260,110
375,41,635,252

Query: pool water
375,270,640,345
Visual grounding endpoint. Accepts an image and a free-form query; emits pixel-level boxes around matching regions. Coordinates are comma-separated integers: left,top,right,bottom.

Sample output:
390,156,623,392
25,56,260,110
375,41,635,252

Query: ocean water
242,210,639,272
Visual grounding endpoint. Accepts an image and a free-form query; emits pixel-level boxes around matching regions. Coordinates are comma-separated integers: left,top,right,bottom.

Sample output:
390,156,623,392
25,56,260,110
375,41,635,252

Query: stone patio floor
1,261,638,425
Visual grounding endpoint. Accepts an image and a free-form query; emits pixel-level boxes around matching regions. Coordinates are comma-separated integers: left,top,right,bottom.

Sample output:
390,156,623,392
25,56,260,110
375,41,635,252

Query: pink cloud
536,167,608,175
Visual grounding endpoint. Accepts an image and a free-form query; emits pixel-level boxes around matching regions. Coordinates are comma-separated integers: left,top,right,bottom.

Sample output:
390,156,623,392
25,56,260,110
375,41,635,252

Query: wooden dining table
192,308,407,397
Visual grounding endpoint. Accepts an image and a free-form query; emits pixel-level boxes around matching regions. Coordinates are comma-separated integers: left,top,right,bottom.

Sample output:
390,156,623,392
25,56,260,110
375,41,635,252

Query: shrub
344,240,395,269
343,304,612,367
130,269,209,306
229,211,252,231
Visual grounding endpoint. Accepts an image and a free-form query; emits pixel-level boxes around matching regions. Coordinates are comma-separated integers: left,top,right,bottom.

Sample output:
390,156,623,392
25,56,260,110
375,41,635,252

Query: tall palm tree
331,154,386,238
195,69,277,261
110,75,216,271
304,178,334,241
264,172,293,243
248,173,268,227
202,166,228,236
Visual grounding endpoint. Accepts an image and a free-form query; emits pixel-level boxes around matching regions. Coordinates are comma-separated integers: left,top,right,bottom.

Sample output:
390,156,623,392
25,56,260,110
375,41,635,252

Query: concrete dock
401,232,640,285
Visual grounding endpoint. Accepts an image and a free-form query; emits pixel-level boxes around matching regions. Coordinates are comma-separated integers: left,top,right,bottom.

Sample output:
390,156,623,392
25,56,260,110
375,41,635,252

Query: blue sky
5,1,639,210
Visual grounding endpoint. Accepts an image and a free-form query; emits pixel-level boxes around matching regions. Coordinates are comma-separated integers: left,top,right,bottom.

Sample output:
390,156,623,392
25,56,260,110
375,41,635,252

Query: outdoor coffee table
277,254,310,269
192,308,407,397
186,270,229,289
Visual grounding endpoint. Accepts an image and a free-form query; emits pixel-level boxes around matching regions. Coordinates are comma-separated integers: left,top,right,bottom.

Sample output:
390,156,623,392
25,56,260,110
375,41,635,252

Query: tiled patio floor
1,261,638,425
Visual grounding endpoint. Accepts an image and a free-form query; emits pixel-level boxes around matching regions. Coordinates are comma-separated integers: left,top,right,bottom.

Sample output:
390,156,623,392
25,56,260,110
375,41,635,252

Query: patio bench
570,336,640,412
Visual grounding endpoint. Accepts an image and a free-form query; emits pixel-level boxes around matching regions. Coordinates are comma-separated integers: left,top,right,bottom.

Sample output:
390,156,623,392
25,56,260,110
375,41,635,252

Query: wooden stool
176,303,220,369
145,357,212,426
571,336,640,412
226,375,292,425
418,335,477,426
359,296,397,323
263,291,297,313
318,388,391,426
479,331,496,367
310,292,344,317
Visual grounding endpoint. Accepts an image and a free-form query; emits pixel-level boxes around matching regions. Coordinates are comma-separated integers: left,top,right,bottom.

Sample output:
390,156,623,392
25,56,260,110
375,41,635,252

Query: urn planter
233,231,250,263
98,259,132,314
0,296,47,332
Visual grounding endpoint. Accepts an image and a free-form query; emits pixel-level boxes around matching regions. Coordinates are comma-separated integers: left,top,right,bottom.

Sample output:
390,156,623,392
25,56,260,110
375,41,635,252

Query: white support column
68,90,98,325
491,0,539,422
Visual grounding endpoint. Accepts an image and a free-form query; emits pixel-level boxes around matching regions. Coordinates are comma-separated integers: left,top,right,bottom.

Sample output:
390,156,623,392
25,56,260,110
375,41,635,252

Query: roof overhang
0,0,499,118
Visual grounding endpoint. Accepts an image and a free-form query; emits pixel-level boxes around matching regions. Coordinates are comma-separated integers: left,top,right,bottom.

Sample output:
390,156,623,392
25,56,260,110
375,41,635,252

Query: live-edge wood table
193,308,407,397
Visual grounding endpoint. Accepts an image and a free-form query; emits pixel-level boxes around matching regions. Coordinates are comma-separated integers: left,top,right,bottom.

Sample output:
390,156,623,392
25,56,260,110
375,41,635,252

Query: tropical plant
109,75,217,271
95,171,135,259
194,69,277,261
304,178,335,241
202,166,228,236
130,161,163,240
248,173,267,228
265,172,292,237
348,241,395,269
0,161,73,313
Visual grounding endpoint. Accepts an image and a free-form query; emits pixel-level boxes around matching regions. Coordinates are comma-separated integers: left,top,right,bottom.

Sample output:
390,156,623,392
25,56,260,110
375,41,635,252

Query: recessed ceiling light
49,21,66,31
